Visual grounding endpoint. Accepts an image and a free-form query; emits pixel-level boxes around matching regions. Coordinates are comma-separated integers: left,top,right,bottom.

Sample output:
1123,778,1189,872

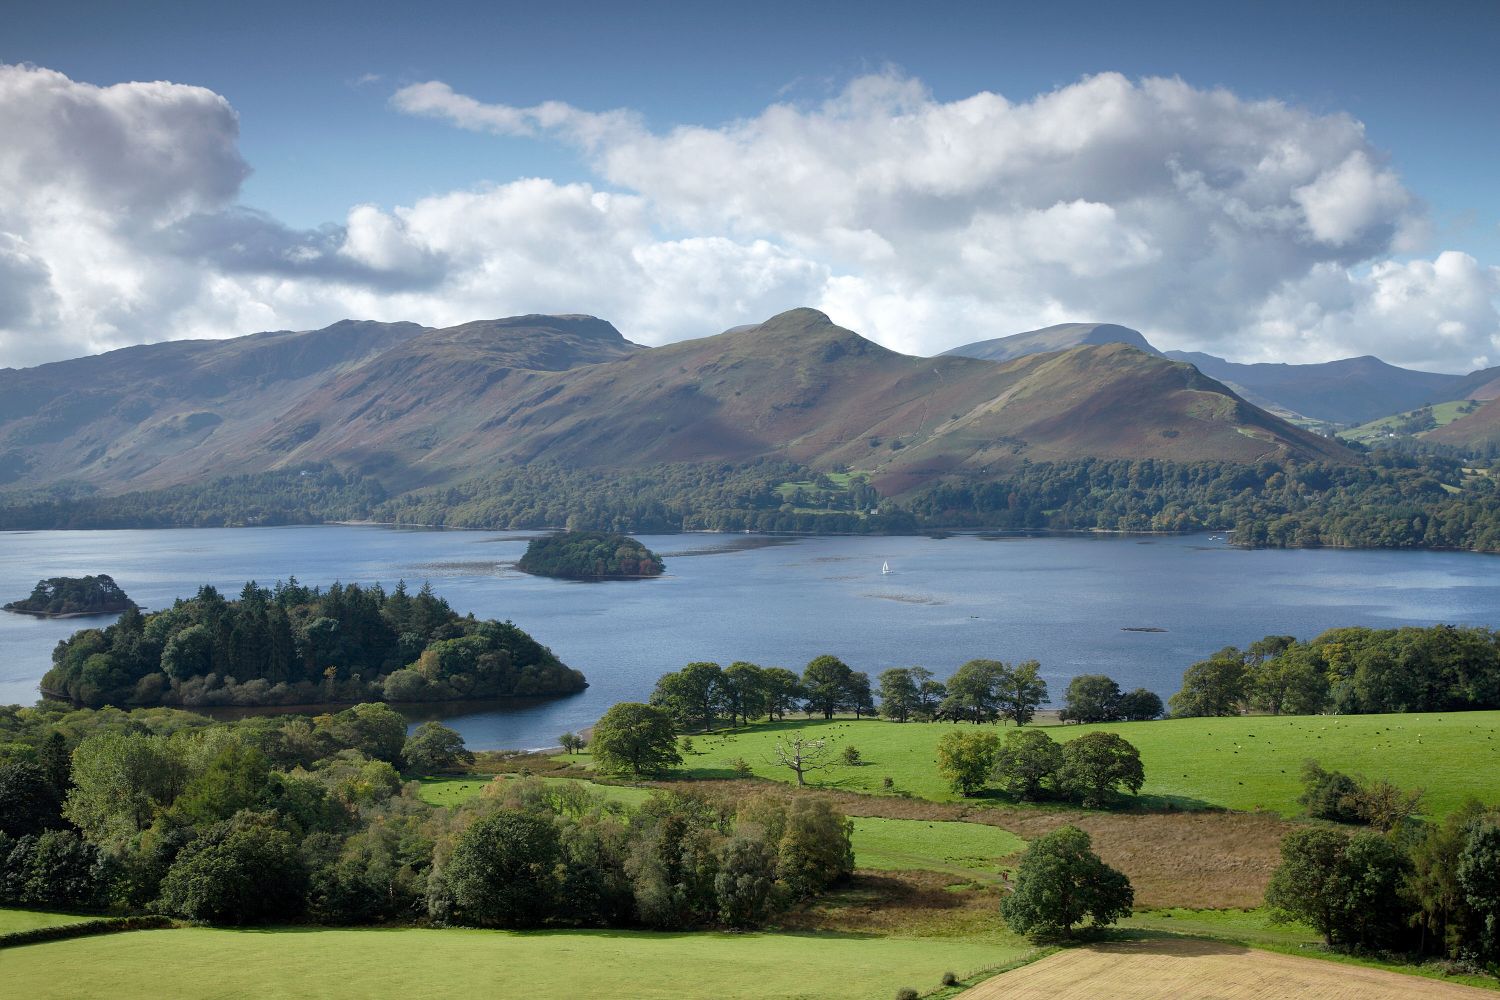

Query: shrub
897,988,920,1000
841,745,863,766
941,971,959,986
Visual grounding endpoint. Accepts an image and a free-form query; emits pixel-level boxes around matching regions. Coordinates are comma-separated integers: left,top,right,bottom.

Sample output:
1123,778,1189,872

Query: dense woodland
0,704,851,930
1170,625,1500,717
5,451,1500,553
4,575,136,617
517,531,665,579
41,579,585,708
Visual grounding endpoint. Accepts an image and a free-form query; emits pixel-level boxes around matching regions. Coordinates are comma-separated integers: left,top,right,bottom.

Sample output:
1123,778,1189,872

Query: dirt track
961,938,1494,999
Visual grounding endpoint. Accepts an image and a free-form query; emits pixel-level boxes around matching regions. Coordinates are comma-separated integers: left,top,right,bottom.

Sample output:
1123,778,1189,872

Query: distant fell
0,307,1353,501
1164,351,1464,426
943,322,1161,363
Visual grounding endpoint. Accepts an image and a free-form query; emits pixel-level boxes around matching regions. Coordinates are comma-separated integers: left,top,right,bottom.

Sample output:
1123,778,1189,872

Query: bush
841,745,863,766
896,988,920,1000
941,971,959,986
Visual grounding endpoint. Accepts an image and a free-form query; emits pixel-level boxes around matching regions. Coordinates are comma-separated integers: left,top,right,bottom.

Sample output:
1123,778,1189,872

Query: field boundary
0,915,173,950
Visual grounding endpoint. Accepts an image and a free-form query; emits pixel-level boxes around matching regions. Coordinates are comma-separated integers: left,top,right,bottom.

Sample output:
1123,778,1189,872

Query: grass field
629,712,1500,817
962,938,1497,999
2,926,1030,1000
417,774,652,809
1123,907,1318,946
0,908,102,933
1344,400,1479,444
851,817,1023,878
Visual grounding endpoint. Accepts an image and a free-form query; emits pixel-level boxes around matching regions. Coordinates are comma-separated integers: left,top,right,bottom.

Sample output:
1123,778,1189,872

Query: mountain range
0,308,1352,502
946,324,1500,428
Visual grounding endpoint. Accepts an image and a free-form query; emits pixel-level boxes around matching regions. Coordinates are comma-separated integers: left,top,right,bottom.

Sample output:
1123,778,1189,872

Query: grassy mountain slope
942,322,1160,363
1424,397,1500,450
0,308,1352,501
0,320,426,489
1164,351,1462,425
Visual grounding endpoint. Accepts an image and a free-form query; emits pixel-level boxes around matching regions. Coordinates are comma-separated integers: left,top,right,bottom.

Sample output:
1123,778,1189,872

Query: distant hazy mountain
1161,351,1467,426
942,322,1161,363
0,308,1350,500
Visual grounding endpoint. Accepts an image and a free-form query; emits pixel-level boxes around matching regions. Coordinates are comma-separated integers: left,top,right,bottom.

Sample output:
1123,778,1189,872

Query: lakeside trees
1170,624,1500,718
42,579,586,709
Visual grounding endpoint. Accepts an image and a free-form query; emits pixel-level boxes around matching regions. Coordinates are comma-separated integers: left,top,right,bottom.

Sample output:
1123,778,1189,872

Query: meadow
620,711,1500,817
0,907,100,933
2,926,1032,1000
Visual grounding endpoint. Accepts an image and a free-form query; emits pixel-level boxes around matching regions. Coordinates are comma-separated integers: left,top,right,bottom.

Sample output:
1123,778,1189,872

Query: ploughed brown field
962,939,1496,999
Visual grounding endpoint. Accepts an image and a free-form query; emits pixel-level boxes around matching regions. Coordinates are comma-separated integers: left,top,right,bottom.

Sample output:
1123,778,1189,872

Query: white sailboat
881,561,891,575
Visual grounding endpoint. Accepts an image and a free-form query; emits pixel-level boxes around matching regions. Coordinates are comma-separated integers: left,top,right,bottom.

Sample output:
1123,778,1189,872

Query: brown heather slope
0,307,1353,498
1425,396,1500,450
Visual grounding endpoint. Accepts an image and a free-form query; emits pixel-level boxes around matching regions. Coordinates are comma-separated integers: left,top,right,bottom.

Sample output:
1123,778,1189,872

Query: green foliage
590,703,682,777
1059,674,1121,724
935,730,999,797
439,809,562,928
1266,827,1414,950
517,530,664,580
42,578,584,708
1058,732,1144,807
156,810,307,923
1000,825,1133,939
1457,818,1500,965
0,829,113,908
993,728,1063,800
4,575,134,616
0,760,63,836
651,661,727,732
401,722,473,774
802,655,855,721
1169,649,1250,717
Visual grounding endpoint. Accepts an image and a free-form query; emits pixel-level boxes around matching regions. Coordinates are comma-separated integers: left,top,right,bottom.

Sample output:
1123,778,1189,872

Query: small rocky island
4,574,137,618
518,530,666,580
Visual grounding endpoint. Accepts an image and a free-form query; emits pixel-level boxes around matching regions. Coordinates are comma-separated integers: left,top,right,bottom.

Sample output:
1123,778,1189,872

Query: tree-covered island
3,575,137,618
517,530,665,580
40,578,586,708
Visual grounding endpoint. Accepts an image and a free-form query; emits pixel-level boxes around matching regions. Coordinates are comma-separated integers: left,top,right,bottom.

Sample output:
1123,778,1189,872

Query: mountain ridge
0,308,1353,500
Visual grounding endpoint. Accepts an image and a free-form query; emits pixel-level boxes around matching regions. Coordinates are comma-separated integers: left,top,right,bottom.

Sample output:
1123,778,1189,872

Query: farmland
625,711,1500,818
2,926,1031,1000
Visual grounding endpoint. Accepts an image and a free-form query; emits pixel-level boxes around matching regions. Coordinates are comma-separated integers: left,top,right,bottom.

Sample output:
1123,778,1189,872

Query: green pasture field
619,711,1500,817
851,817,1023,878
1344,400,1478,444
2,926,1030,1000
417,774,652,809
0,908,102,933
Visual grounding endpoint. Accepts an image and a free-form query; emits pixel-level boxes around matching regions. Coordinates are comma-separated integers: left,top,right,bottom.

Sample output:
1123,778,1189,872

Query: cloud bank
2,62,1497,372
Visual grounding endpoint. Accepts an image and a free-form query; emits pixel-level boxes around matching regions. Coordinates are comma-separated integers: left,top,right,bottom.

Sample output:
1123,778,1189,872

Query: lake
3,526,1498,749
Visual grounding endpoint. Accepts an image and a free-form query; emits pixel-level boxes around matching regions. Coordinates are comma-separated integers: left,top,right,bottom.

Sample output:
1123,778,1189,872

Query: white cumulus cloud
1,62,1496,375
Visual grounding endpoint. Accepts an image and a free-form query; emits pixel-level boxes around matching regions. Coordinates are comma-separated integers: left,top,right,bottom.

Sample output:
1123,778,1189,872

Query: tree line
1170,624,1500,717
0,702,852,931
43,578,585,709
11,450,1500,556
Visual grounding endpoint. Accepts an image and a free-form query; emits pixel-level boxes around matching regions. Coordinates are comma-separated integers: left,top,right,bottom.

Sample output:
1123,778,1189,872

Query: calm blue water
2,526,1498,749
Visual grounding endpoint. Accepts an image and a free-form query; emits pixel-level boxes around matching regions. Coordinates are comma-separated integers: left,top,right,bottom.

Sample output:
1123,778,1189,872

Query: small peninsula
518,530,666,580
42,578,586,708
4,574,137,618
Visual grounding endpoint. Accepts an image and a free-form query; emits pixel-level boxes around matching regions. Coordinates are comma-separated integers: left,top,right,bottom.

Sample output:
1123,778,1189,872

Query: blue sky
2,0,1498,369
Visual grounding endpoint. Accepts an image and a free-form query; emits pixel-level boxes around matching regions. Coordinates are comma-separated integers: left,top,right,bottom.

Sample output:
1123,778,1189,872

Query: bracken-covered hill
0,307,1353,500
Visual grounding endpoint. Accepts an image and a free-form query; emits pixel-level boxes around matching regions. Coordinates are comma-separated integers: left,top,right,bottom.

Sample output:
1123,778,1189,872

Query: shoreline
3,604,136,620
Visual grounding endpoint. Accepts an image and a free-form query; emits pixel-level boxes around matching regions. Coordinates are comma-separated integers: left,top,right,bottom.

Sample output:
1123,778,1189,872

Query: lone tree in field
1000,824,1133,940
771,732,835,786
590,703,682,777
1058,732,1144,808
936,730,1000,797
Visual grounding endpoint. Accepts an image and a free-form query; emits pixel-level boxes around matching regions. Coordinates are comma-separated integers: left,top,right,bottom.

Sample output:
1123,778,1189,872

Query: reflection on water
3,525,1499,750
